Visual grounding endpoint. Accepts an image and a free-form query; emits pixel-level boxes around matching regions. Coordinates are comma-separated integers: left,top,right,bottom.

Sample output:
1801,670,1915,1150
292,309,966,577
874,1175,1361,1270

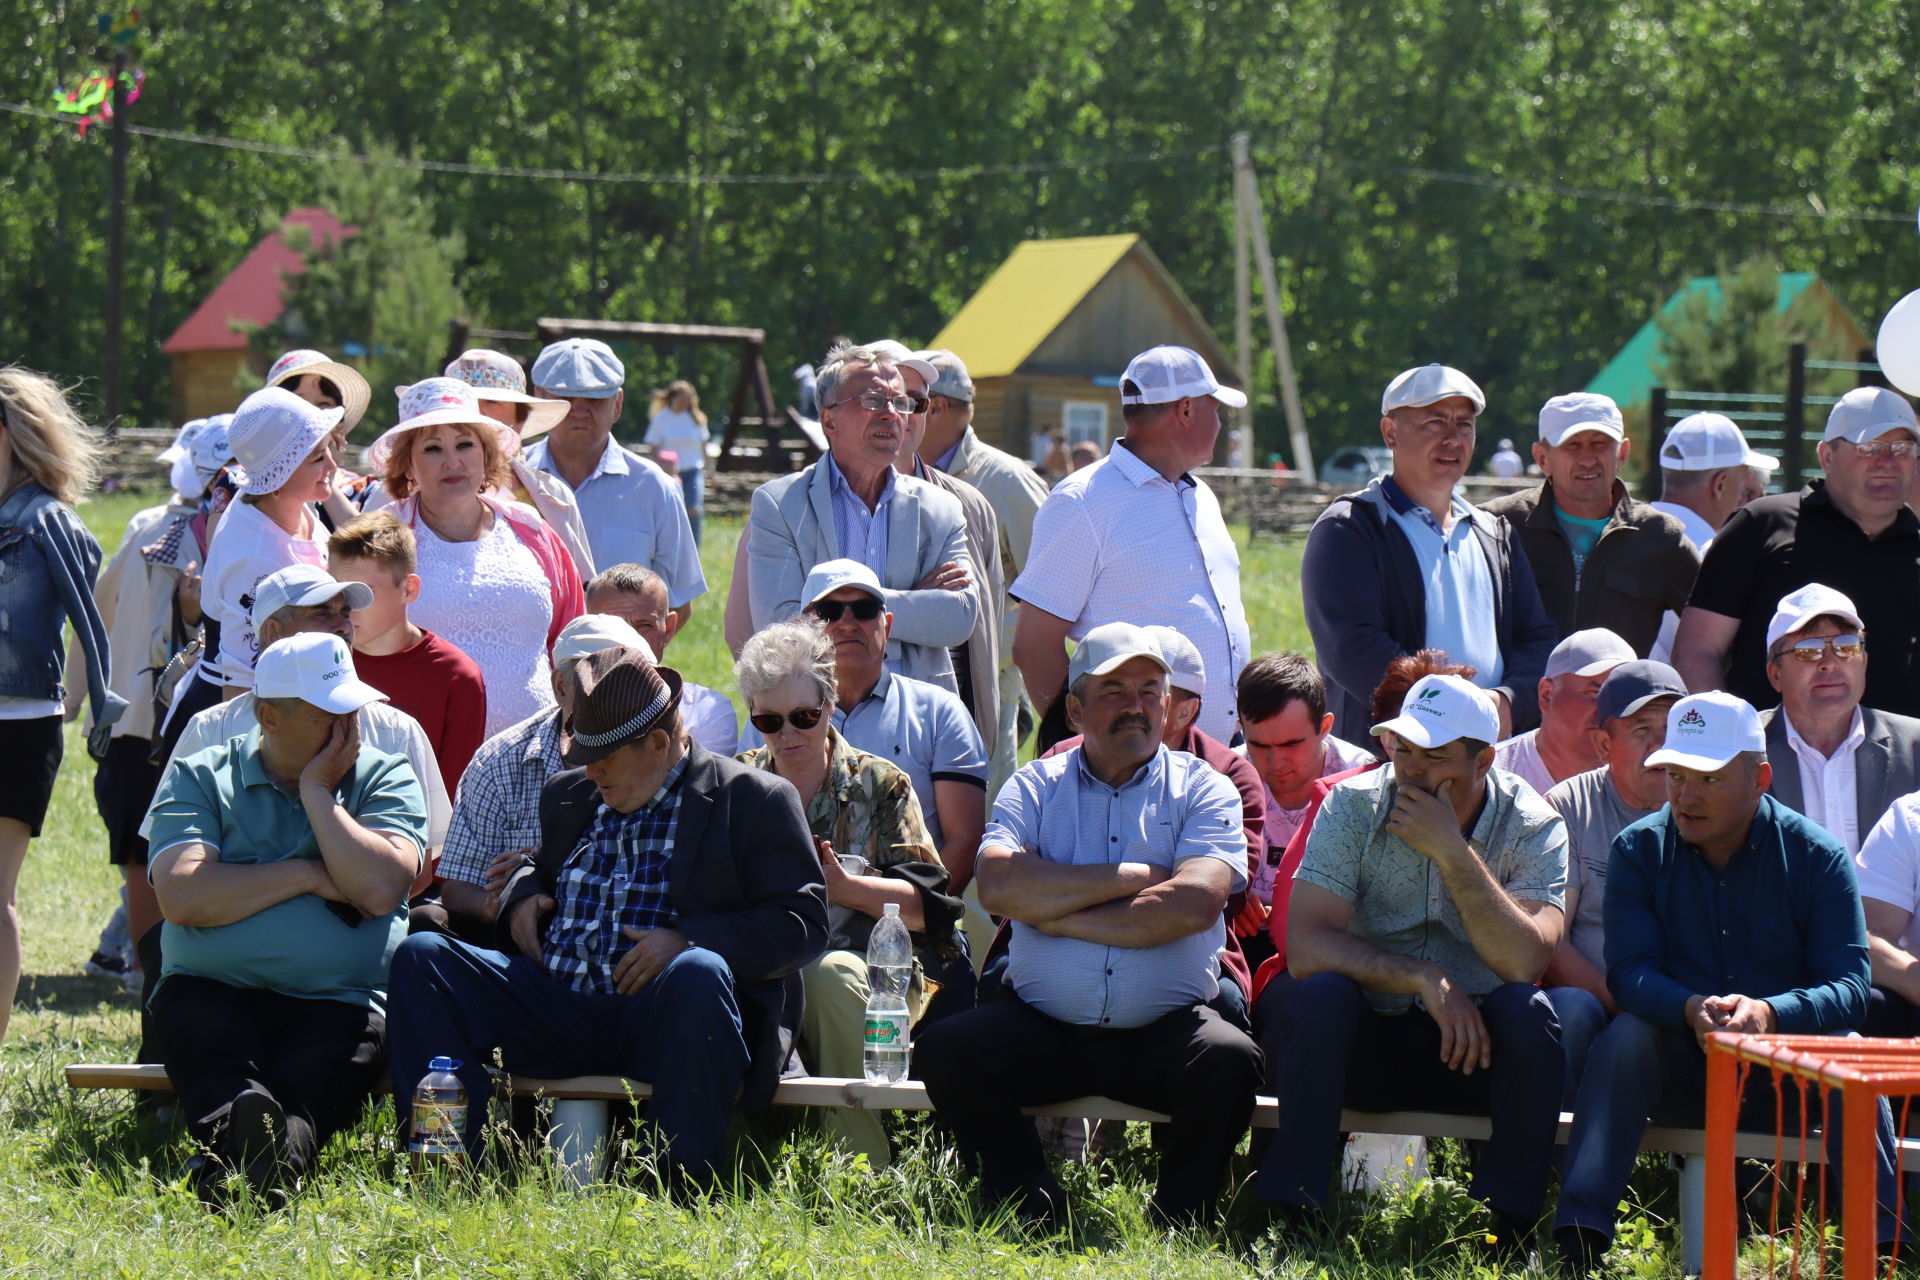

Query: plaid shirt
541,758,687,994
439,709,564,887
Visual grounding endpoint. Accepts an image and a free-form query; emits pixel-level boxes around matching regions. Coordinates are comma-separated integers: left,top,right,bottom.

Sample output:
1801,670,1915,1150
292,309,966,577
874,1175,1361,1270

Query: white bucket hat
363,378,525,474
227,387,342,497
266,348,371,433
439,349,569,441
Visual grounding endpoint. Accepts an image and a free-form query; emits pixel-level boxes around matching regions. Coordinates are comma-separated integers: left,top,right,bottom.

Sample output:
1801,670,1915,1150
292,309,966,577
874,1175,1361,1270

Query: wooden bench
65,1063,1920,1273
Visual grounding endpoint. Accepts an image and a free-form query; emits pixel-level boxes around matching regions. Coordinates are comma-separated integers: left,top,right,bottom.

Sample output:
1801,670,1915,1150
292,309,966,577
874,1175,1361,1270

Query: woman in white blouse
644,379,710,544
367,379,583,737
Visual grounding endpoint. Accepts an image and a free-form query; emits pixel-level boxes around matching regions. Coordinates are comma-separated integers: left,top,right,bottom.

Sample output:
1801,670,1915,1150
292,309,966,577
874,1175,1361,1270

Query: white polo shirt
1010,440,1251,743
1783,707,1867,854
1857,791,1920,951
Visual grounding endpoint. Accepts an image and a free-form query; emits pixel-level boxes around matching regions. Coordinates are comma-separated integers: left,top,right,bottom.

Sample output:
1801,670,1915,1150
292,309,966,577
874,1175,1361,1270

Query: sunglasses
750,705,828,735
809,597,884,624
1771,634,1864,663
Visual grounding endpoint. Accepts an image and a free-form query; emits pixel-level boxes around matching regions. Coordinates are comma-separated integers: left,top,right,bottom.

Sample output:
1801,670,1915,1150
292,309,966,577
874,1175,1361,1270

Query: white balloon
1875,289,1920,397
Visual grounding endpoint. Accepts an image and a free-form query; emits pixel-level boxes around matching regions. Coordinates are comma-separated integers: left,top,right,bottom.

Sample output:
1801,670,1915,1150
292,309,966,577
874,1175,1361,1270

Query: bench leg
549,1099,610,1191
1679,1153,1706,1276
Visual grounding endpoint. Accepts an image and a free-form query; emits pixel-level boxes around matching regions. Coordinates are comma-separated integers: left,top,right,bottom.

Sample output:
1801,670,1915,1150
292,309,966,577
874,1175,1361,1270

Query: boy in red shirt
328,512,488,793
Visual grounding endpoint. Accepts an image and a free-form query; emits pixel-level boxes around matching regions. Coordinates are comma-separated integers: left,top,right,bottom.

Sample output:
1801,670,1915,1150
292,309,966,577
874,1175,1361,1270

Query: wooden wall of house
1023,254,1236,381
971,373,1124,460
168,349,261,426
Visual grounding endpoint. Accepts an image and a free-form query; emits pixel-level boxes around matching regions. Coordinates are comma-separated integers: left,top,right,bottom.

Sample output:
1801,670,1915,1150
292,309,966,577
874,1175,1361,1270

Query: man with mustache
1301,365,1557,744
914,622,1260,1231
1257,673,1568,1265
1482,393,1699,657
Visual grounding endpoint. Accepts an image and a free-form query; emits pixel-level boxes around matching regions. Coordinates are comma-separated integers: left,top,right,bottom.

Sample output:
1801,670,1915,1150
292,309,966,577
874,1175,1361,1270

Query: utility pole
1231,133,1315,482
1232,138,1253,471
102,49,131,427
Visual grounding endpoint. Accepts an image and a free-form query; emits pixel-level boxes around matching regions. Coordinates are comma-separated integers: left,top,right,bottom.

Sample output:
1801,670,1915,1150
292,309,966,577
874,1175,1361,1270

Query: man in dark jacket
1481,393,1698,656
1301,364,1558,744
385,645,829,1184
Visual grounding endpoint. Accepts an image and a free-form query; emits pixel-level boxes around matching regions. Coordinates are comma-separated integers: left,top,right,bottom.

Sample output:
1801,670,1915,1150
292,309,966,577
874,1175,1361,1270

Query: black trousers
913,993,1262,1223
149,974,386,1173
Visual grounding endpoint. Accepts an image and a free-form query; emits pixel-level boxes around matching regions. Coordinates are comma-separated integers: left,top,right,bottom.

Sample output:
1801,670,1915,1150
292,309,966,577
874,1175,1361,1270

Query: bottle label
408,1100,468,1155
864,1013,908,1047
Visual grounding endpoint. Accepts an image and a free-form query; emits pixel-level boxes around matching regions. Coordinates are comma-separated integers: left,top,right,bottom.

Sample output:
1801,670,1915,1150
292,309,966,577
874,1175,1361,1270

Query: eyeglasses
750,705,827,734
1842,440,1918,460
1771,634,1865,663
825,392,921,416
809,597,884,623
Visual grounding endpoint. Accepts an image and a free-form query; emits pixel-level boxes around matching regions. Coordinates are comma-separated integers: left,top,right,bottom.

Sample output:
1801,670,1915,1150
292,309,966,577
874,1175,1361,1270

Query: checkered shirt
438,709,564,887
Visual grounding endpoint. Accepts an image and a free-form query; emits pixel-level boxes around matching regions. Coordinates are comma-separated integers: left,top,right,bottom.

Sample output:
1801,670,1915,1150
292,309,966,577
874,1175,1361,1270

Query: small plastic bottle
407,1055,467,1171
863,903,913,1084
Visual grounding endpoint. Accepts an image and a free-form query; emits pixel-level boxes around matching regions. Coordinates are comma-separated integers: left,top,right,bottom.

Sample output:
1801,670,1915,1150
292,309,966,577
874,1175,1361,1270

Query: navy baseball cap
1595,660,1688,725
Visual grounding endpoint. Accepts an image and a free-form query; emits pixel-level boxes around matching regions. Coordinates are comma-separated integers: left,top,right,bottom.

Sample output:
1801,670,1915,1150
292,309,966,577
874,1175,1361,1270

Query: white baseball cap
1370,673,1500,748
1644,691,1766,772
1545,628,1636,679
802,558,886,608
157,418,208,467
253,632,388,715
248,564,374,632
860,339,939,392
531,338,625,399
1659,412,1778,473
916,349,974,402
552,613,653,670
1120,346,1248,409
1381,365,1486,415
1067,621,1171,686
1823,386,1920,444
1538,392,1626,447
1765,583,1866,654
1142,625,1206,697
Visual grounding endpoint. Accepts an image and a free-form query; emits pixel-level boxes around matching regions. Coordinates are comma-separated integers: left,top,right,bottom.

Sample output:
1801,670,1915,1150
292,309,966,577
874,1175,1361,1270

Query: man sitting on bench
384,645,828,1188
1554,691,1906,1273
1256,672,1569,1265
145,633,427,1207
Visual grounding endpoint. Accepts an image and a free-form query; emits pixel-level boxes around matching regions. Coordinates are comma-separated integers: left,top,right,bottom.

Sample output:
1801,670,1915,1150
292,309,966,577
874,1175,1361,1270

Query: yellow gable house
929,234,1242,464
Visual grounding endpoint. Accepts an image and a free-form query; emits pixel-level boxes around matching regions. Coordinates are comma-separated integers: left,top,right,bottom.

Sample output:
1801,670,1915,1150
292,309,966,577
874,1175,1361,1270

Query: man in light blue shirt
526,338,706,615
914,622,1259,1232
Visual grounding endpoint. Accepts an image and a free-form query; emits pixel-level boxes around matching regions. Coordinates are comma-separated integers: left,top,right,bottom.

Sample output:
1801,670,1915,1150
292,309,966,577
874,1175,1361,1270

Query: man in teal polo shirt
146,632,427,1207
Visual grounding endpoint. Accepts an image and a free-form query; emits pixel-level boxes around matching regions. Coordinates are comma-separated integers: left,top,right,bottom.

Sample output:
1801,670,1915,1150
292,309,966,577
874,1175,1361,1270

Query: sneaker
83,950,130,982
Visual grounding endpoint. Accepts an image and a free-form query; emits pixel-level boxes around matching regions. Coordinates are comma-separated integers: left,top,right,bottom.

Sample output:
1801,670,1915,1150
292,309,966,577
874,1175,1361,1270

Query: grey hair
1659,465,1714,497
735,617,838,710
586,562,666,601
814,342,897,414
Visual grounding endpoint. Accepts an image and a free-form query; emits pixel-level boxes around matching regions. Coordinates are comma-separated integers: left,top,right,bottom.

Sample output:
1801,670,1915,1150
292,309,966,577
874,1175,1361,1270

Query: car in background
1316,445,1393,490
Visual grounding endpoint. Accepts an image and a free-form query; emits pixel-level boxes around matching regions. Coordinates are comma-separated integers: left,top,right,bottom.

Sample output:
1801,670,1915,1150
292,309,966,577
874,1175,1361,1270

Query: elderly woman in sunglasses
734,616,968,1166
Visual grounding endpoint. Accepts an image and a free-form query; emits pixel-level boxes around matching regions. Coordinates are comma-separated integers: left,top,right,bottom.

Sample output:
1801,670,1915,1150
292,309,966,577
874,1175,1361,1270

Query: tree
259,145,464,437
1653,253,1853,399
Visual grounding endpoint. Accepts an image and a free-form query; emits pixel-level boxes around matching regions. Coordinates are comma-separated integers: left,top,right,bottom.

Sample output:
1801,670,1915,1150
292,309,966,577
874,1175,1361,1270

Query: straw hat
438,348,568,441
266,348,371,433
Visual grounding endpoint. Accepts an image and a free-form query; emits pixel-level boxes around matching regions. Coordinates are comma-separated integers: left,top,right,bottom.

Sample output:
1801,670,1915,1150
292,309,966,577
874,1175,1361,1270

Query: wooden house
161,208,347,425
927,234,1242,463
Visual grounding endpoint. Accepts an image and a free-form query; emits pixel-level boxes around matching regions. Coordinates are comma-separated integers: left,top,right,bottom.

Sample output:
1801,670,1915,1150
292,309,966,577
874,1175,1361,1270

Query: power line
3,96,1912,223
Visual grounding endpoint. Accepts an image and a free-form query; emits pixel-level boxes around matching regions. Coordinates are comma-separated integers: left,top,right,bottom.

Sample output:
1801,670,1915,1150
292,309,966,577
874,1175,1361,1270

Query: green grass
0,489,1699,1278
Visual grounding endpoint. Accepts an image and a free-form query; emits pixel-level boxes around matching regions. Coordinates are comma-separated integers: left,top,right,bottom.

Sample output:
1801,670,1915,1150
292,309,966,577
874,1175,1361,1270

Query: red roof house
163,208,348,424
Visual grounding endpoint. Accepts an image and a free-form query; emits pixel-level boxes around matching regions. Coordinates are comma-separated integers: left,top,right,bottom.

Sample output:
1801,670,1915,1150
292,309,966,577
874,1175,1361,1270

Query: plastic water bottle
863,902,913,1084
407,1055,467,1170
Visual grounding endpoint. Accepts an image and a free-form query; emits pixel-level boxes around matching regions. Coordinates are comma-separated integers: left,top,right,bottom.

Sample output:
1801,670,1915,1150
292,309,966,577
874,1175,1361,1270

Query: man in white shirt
149,565,453,855
582,564,737,757
1488,438,1524,478
524,338,706,618
1759,584,1920,855
1648,414,1775,661
1853,792,1920,1037
1493,629,1635,796
1012,345,1252,743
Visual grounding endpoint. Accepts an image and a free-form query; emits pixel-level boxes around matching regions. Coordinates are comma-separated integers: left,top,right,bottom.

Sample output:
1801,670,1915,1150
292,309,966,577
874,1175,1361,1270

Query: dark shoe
224,1088,289,1204
991,1176,1067,1233
1271,1202,1323,1264
1554,1224,1609,1278
1484,1211,1538,1269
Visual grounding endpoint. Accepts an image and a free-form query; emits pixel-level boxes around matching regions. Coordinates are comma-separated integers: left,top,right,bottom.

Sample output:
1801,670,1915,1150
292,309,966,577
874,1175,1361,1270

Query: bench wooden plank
61,1064,1920,1169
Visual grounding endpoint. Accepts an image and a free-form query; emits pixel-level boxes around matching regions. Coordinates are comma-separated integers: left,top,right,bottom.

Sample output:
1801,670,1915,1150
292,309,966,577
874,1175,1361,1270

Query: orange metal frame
1705,1033,1920,1280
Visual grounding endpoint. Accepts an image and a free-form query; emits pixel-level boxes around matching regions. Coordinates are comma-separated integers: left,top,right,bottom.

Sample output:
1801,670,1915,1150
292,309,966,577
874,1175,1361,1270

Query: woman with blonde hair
644,379,709,544
367,377,583,736
734,616,967,1166
0,366,126,1042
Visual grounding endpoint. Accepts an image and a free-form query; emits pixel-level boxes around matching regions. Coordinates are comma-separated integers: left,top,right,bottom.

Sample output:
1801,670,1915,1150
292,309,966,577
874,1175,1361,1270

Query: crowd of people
6,334,1920,1270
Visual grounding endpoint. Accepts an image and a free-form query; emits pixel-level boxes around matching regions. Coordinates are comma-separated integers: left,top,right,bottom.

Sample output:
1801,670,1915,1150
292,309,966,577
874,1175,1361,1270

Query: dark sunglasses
750,705,828,735
809,597,884,623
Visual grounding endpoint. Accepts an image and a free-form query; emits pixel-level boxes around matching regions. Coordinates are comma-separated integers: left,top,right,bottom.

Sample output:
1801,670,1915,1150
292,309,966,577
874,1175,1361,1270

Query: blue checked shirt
541,758,687,994
438,708,564,887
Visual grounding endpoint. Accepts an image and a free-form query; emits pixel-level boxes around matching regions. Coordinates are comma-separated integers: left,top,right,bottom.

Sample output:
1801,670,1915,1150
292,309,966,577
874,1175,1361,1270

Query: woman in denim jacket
0,366,125,1042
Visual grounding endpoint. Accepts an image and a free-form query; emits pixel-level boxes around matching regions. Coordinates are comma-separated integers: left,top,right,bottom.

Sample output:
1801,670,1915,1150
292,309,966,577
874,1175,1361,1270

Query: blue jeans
1254,973,1564,1218
1545,986,1609,1110
679,467,703,545
385,933,748,1177
1555,1013,1907,1244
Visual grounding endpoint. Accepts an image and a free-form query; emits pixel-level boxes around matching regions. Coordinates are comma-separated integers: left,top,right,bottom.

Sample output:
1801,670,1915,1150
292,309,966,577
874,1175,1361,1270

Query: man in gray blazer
746,343,978,694
1760,583,1920,854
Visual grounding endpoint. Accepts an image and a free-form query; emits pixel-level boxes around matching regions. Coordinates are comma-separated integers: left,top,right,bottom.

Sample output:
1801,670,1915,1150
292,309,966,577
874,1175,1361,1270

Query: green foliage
1652,254,1853,398
254,146,465,434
